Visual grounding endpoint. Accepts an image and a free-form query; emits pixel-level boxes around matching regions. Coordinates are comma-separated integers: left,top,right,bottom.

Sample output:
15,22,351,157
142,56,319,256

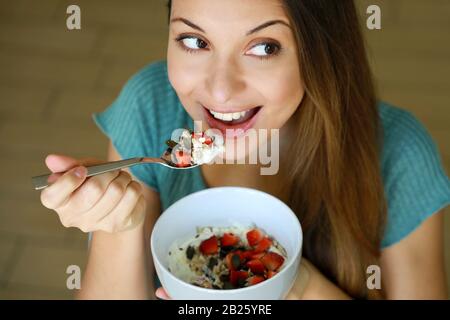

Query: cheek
270,80,303,107
259,68,304,123
167,57,195,97
167,43,206,97
167,51,205,118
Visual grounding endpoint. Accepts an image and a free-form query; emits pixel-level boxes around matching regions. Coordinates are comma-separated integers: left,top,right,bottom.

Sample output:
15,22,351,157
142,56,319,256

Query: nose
205,59,245,105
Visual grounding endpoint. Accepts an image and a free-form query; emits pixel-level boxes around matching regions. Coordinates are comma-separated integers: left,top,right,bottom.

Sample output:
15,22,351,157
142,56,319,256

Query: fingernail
73,166,86,178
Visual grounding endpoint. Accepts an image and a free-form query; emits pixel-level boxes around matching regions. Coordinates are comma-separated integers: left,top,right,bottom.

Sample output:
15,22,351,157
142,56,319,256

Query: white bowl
150,187,302,300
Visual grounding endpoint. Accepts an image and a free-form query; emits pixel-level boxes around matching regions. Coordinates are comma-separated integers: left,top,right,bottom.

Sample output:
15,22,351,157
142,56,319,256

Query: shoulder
93,60,189,145
120,60,181,113
378,101,446,183
379,101,435,155
378,101,450,248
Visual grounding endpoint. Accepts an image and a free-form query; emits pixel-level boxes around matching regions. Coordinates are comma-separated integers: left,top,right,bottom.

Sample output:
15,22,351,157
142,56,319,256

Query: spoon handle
32,157,145,190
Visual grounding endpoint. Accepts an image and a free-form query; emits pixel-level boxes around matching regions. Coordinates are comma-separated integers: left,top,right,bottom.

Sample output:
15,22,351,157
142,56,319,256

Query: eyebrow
170,17,291,36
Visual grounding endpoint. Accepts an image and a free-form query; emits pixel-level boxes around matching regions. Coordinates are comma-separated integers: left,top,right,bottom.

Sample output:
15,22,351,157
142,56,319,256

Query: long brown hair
167,0,386,299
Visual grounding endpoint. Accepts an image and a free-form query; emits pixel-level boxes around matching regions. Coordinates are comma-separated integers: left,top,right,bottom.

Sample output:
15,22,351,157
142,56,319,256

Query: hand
285,258,312,299
40,154,147,233
286,258,351,300
155,287,171,300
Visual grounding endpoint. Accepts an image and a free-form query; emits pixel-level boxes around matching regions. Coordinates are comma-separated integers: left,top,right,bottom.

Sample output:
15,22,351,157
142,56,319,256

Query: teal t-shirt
93,60,450,248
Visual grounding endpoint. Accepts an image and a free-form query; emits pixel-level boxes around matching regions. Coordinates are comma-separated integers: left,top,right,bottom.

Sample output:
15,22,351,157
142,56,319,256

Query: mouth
202,105,262,138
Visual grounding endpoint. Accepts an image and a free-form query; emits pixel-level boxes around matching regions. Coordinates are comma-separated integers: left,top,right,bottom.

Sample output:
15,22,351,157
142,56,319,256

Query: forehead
170,0,289,29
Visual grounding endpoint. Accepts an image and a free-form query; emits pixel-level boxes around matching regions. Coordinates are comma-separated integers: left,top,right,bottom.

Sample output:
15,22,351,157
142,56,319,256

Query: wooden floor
0,0,448,299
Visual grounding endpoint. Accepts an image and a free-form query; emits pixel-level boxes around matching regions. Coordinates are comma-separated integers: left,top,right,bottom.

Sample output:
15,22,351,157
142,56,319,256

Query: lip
202,105,262,138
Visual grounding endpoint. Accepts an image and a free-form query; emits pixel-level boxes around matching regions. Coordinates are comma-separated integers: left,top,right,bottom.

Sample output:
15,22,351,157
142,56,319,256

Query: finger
40,166,87,210
75,171,133,230
120,195,146,232
155,288,171,300
67,170,122,213
97,181,143,233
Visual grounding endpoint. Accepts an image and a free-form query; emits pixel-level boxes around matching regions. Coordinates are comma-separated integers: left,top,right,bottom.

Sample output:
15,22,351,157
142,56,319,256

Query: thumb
45,154,104,173
45,154,80,173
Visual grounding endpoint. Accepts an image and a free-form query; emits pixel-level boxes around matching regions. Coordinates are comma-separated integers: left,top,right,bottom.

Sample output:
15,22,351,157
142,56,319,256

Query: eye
176,36,208,52
246,42,281,58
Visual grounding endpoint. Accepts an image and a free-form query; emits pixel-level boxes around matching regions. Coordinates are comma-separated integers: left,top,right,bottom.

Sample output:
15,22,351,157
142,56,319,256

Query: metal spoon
31,147,198,191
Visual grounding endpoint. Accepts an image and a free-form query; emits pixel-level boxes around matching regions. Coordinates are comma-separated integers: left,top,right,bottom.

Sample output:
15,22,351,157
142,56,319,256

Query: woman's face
167,0,304,155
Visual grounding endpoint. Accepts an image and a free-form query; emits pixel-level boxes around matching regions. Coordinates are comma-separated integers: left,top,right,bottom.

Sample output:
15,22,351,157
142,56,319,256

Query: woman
40,0,450,299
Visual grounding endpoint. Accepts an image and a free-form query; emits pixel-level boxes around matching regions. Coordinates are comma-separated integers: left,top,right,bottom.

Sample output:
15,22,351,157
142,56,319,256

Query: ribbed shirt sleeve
381,107,450,248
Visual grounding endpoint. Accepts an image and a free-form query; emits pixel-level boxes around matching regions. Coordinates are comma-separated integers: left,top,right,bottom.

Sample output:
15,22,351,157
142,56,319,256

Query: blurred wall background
0,0,448,299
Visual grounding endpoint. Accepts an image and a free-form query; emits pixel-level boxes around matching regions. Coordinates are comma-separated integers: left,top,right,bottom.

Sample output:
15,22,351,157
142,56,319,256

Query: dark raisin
219,246,233,258
212,284,221,290
222,246,233,253
186,246,195,260
166,139,178,149
220,274,229,283
219,250,227,258
208,257,218,269
223,282,235,290
237,277,246,288
168,251,171,256
231,254,241,269
195,234,200,238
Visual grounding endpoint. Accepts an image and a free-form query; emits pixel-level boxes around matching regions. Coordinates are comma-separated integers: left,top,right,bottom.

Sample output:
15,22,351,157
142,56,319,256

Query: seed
186,246,195,260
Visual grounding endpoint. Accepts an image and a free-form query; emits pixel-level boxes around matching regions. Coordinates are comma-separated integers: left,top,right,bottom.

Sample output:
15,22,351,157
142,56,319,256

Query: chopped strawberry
240,250,256,260
204,137,213,145
246,229,264,246
247,275,265,286
174,150,191,167
261,252,285,271
230,270,249,287
251,252,266,260
246,259,266,274
220,233,239,247
254,237,272,253
235,249,257,262
199,235,218,255
225,252,241,271
266,270,277,279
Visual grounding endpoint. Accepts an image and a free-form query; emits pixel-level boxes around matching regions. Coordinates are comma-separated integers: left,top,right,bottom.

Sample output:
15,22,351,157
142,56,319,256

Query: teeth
222,113,233,121
209,110,249,122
